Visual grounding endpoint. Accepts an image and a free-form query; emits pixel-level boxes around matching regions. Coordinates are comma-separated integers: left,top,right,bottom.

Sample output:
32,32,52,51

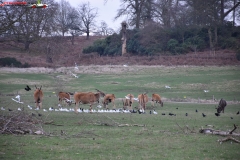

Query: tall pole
121,21,127,55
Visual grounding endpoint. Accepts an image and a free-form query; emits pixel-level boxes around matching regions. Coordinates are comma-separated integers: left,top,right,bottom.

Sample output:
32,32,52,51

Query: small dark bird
32,113,36,116
162,113,166,115
231,117,233,119
38,113,42,117
196,109,198,112
131,110,137,113
176,107,178,109
24,85,31,91
8,108,12,111
169,113,174,116
237,111,239,115
185,113,188,116
215,113,220,117
149,111,152,114
202,113,206,117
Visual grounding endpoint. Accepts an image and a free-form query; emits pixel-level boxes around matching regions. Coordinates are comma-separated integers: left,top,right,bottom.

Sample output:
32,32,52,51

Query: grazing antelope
58,91,74,106
138,93,149,112
74,91,105,113
95,89,116,109
151,93,163,107
34,85,43,109
216,98,227,113
123,94,134,110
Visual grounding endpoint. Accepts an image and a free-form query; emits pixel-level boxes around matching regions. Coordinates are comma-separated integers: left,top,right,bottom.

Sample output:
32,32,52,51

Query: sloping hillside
0,36,239,67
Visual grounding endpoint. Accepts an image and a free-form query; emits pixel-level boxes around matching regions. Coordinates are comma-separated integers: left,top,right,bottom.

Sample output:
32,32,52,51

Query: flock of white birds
1,95,158,114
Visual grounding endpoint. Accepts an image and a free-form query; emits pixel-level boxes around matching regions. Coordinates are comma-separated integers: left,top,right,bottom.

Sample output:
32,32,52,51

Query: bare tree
77,2,98,39
0,4,26,35
115,0,147,29
55,0,75,36
7,0,58,50
98,21,114,36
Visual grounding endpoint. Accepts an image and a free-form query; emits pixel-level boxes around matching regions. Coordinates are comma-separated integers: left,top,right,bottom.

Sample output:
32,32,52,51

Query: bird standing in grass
153,110,158,114
237,111,239,115
215,113,220,117
185,113,188,116
25,85,31,91
196,109,198,112
202,113,206,117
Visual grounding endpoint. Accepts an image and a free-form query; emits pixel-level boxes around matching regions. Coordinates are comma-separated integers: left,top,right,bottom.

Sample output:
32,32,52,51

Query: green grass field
0,66,240,160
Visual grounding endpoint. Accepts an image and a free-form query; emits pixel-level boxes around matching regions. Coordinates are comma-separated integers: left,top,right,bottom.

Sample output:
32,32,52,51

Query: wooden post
121,21,127,56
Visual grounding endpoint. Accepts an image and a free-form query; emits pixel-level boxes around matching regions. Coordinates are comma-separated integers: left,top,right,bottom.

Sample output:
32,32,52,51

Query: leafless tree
6,0,58,50
55,0,76,36
114,0,147,29
98,21,114,36
77,2,98,39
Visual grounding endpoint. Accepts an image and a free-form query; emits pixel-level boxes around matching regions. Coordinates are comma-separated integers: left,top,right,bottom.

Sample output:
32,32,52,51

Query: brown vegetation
0,36,239,67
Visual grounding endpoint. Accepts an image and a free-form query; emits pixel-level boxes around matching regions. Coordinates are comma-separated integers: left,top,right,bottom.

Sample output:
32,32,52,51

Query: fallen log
218,136,240,144
199,124,240,144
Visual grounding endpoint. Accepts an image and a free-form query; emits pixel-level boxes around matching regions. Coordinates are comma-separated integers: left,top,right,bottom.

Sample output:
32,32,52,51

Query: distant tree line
83,0,240,56
1,0,240,57
0,0,113,50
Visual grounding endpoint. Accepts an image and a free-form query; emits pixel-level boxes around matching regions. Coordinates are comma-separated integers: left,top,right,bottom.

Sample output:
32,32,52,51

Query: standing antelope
138,93,149,112
123,94,134,110
58,91,74,106
34,85,43,109
151,93,163,107
95,89,116,109
74,91,105,113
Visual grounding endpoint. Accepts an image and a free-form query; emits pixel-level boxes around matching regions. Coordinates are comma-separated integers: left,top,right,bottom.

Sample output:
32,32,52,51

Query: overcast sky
66,0,125,31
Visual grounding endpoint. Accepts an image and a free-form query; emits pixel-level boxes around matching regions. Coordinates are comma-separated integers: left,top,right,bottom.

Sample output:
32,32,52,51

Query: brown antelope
138,93,149,112
151,93,163,107
123,94,134,110
73,91,105,113
58,91,74,106
95,89,116,109
34,85,43,109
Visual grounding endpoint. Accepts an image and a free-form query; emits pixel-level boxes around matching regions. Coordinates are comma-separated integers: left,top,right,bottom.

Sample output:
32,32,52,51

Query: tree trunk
121,21,127,55
24,41,30,50
208,28,213,50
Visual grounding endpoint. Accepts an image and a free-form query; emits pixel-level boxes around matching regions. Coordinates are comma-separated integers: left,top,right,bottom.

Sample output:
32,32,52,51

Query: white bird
153,110,158,114
165,85,171,89
43,109,47,112
97,105,102,108
11,97,23,104
49,107,54,111
133,98,139,101
34,130,43,135
64,98,72,104
17,107,21,111
55,109,59,111
27,105,33,110
15,95,20,101
1,107,5,110
35,108,39,110
58,104,61,108
75,62,79,70
204,90,209,93
123,64,128,67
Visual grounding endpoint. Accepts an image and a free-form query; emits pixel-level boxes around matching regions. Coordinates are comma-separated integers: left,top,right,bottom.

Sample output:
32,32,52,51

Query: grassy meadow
0,65,240,160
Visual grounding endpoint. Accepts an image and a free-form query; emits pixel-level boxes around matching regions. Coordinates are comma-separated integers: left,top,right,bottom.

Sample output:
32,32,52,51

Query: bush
0,57,30,68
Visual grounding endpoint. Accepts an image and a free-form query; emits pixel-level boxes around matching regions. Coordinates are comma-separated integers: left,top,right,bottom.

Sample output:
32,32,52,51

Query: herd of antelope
32,85,227,114
32,85,164,113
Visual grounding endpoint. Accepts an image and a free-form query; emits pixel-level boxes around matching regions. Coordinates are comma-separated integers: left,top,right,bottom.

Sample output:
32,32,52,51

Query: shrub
0,57,30,68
